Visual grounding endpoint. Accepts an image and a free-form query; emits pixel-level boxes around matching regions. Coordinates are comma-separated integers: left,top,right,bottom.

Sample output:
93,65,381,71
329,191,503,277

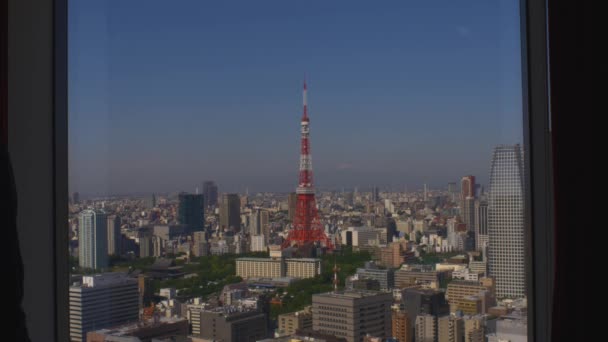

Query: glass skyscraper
78,209,108,270
178,193,205,231
488,145,525,298
202,181,218,208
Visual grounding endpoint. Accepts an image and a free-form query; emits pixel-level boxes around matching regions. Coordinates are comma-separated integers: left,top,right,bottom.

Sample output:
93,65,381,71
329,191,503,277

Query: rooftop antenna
333,259,340,292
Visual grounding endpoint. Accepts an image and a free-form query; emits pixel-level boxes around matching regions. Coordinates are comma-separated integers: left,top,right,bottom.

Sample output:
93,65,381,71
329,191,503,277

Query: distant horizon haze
69,1,523,195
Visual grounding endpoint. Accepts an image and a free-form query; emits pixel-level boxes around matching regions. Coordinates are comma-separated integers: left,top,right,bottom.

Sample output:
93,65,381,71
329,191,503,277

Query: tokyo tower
282,80,334,250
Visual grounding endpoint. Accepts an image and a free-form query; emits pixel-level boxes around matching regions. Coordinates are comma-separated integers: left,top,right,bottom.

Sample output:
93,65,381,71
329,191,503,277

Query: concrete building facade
415,314,437,342
220,193,241,232
69,273,139,342
107,215,122,256
278,308,312,336
79,209,108,270
195,307,268,342
312,290,393,342
236,257,321,279
438,315,463,342
391,310,413,342
355,261,395,291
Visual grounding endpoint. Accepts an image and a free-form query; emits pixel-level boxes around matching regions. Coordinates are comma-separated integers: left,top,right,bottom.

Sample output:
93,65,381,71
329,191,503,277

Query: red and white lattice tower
282,80,334,250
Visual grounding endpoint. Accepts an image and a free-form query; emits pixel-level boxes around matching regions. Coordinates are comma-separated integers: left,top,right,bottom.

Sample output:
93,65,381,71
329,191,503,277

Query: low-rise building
86,317,189,342
355,261,395,290
277,307,312,336
236,257,321,279
395,265,447,289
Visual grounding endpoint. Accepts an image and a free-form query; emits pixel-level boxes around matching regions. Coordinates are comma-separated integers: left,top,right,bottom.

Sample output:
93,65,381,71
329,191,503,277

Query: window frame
5,0,553,341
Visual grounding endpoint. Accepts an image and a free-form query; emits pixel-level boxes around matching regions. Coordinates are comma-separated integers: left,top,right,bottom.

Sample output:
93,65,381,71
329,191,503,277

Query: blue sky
69,0,523,195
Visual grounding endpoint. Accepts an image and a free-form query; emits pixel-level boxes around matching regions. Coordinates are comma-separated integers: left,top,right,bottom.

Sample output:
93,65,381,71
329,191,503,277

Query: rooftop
236,257,320,262
71,272,136,289
91,317,187,336
313,290,389,299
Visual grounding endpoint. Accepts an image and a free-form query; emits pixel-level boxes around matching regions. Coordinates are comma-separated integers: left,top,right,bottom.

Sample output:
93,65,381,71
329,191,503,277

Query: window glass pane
68,1,529,342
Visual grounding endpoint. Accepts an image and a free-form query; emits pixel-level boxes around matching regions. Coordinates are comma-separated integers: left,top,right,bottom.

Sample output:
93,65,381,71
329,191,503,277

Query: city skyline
69,0,523,195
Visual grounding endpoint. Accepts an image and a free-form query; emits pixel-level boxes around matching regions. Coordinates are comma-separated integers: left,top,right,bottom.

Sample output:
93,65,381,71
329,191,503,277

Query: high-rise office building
71,191,80,204
463,315,484,342
392,310,413,342
79,209,108,270
372,186,380,203
202,181,219,208
487,145,525,298
178,193,204,231
251,208,268,236
460,176,476,200
312,290,393,342
250,235,266,252
402,288,449,327
260,210,269,240
462,197,475,233
220,193,241,231
193,307,268,342
447,183,457,202
438,315,463,342
144,194,156,209
415,314,437,342
139,235,154,258
288,192,297,221
192,231,208,257
106,215,121,256
69,273,139,342
474,200,489,251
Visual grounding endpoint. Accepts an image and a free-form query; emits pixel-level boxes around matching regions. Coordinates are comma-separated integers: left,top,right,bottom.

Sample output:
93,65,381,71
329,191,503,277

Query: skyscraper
178,193,204,231
474,200,489,251
139,234,154,258
220,193,241,231
71,191,80,204
106,214,121,256
372,186,380,203
462,197,475,233
79,209,108,270
448,182,457,194
460,176,476,200
460,176,476,233
202,180,218,208
487,145,525,298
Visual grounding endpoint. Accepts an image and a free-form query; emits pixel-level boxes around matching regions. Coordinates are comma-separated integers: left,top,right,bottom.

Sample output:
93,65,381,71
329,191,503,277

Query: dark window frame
5,0,555,341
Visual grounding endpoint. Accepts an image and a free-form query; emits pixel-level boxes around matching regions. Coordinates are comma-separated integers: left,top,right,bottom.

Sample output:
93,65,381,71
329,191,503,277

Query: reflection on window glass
68,1,528,342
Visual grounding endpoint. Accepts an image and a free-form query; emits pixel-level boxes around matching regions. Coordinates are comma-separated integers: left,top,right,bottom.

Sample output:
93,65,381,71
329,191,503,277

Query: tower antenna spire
282,77,334,251
302,76,308,120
